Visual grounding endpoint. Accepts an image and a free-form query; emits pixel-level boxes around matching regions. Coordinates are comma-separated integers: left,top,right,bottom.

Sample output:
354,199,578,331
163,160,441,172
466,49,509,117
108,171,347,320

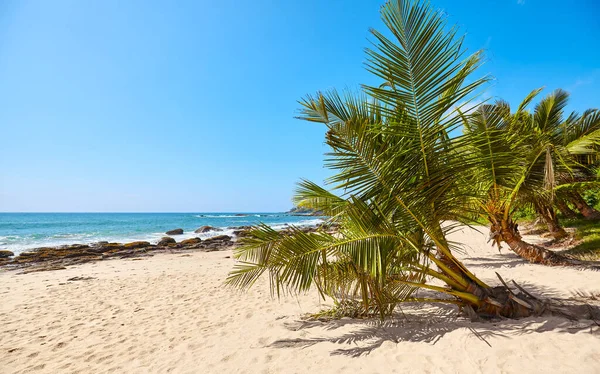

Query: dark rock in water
0,250,14,258
232,229,251,237
235,214,247,217
203,235,231,244
123,241,151,249
166,228,184,235
180,237,202,246
157,237,176,246
194,226,219,233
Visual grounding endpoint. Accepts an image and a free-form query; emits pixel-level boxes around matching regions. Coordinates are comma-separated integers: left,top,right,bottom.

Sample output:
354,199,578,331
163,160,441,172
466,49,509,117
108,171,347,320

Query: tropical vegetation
226,0,600,319
462,89,600,265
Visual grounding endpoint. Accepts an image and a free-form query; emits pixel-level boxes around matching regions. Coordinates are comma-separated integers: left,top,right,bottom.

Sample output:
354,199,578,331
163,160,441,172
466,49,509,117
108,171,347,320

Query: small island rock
166,228,184,235
194,226,218,233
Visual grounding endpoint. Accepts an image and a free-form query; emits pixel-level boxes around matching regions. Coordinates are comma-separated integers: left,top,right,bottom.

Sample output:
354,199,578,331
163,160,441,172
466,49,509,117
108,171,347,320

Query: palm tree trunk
568,192,600,220
555,198,578,218
489,217,575,266
534,202,568,239
433,251,542,318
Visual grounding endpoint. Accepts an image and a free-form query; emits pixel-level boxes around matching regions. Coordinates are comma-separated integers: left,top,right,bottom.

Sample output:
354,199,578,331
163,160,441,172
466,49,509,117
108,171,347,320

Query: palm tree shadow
271,295,600,357
463,254,526,269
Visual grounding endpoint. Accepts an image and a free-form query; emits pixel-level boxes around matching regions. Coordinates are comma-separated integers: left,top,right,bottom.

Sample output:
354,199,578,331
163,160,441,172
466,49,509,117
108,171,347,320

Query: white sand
1,226,599,374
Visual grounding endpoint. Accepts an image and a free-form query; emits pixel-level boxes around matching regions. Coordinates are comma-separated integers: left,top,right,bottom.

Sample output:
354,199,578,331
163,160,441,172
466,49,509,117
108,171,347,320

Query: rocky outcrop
180,237,202,246
157,237,176,246
232,229,250,237
194,226,220,233
203,235,231,243
0,250,14,258
1,235,236,272
0,222,331,272
201,235,233,251
165,228,184,235
123,241,151,249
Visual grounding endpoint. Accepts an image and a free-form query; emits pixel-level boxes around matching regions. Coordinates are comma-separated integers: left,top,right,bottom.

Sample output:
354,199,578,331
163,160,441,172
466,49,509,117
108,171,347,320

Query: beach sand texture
1,226,599,374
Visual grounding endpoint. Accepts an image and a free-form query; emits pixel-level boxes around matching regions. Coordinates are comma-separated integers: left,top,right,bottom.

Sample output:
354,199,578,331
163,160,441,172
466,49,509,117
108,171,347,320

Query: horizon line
0,211,294,214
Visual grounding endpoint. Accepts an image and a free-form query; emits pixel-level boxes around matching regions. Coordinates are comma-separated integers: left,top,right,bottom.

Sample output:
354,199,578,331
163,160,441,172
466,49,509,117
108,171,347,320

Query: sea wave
194,214,277,218
0,216,325,255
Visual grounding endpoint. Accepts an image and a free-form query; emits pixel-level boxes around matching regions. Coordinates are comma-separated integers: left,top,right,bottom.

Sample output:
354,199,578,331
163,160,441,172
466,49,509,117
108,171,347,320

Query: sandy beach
2,226,599,374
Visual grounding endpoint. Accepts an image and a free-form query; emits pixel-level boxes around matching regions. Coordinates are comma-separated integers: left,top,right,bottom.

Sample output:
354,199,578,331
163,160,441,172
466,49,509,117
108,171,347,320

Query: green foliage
462,88,600,230
226,0,600,319
582,189,600,210
562,219,600,260
227,0,490,318
512,207,537,222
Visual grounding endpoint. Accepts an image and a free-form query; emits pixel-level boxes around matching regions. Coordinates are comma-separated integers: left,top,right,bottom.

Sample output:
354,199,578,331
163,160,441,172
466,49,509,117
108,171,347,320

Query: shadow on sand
271,286,600,357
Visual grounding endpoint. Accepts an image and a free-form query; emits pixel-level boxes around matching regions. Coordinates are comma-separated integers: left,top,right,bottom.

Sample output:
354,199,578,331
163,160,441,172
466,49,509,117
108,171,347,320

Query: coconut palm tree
462,90,600,265
461,98,570,265
227,0,549,319
556,109,600,219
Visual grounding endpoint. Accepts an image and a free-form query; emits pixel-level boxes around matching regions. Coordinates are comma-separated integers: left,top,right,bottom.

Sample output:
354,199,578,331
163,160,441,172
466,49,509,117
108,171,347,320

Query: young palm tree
556,109,600,219
227,0,549,319
463,90,600,265
462,98,569,265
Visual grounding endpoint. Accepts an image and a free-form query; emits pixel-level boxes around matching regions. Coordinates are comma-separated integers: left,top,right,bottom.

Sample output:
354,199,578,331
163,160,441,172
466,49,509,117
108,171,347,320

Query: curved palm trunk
534,202,568,239
568,192,600,220
433,250,543,318
489,217,576,266
555,198,578,218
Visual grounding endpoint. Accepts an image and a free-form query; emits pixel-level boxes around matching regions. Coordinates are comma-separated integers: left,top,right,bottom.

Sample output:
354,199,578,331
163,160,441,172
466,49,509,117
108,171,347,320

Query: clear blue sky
0,0,598,212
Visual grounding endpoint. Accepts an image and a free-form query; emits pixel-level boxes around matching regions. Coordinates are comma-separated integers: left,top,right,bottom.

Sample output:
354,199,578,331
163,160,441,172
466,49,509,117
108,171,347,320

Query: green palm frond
565,109,600,155
228,0,496,318
293,179,348,218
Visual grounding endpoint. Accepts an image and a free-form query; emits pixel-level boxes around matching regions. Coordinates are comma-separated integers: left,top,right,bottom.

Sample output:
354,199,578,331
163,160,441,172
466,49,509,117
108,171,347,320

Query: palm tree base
489,221,588,267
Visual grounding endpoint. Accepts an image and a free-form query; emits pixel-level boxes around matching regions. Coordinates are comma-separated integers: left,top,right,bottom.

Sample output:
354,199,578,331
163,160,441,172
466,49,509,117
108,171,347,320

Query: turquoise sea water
0,213,325,254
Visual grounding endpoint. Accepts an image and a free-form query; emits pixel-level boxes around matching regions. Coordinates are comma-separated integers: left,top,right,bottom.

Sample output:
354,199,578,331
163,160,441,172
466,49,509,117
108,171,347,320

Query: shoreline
2,225,599,373
0,224,328,273
0,214,326,256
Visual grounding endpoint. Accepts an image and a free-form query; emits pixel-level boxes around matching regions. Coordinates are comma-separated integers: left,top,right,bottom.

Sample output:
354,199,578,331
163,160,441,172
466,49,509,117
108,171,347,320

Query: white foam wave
194,215,243,218
1,218,325,255
194,214,278,218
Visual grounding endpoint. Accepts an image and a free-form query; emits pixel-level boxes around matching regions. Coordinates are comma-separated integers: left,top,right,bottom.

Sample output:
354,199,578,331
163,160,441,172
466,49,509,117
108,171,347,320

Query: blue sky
0,0,598,212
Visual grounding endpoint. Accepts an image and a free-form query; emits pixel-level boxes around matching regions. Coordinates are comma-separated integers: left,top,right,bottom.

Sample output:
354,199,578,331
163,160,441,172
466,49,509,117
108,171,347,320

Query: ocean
0,213,325,255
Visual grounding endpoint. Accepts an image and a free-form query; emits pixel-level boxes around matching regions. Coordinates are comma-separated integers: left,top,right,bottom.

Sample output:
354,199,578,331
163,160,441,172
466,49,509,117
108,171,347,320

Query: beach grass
562,218,600,260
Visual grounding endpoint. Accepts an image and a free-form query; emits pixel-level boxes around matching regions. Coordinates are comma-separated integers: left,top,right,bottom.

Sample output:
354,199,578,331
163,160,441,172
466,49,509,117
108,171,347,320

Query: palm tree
461,89,600,265
227,0,548,319
568,191,600,219
461,97,574,265
556,109,600,219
